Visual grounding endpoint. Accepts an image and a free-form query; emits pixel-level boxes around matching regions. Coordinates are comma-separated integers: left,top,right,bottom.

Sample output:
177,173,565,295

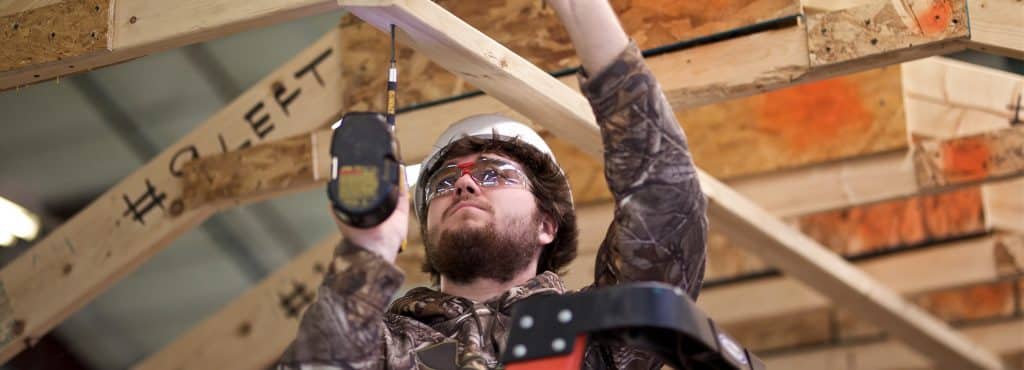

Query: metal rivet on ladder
513,344,527,358
557,309,572,324
551,338,566,352
519,315,534,329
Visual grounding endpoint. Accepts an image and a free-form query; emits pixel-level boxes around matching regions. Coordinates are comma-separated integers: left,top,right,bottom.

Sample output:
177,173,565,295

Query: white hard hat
413,114,570,220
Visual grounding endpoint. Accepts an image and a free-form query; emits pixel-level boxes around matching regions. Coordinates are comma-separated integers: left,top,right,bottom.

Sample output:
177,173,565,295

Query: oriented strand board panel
339,0,801,111
706,186,985,281
546,66,908,206
796,187,985,255
806,0,970,67
683,66,906,179
914,126,1024,188
0,0,110,73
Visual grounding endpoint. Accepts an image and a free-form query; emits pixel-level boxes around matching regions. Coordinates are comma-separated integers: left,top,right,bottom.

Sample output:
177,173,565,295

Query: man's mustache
443,199,493,220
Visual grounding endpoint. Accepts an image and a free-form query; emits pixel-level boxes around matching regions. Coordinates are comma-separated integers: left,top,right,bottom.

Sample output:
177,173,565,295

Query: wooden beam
963,0,1024,59
902,57,1024,140
0,27,347,363
763,317,1024,369
0,0,343,91
696,233,1024,324
332,1,1002,368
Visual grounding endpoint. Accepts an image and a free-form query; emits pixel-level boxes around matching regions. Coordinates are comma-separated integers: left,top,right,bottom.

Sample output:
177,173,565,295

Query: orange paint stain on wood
941,137,991,182
797,188,983,255
915,0,954,36
914,281,1016,322
757,78,874,152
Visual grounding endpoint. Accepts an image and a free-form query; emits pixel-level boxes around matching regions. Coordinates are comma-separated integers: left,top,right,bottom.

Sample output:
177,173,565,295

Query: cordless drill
326,24,402,229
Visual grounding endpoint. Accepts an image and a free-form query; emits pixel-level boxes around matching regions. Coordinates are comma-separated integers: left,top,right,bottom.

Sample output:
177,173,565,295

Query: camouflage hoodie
278,42,708,370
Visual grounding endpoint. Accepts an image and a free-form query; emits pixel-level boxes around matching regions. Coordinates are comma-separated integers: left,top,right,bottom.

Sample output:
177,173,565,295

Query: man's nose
453,173,480,197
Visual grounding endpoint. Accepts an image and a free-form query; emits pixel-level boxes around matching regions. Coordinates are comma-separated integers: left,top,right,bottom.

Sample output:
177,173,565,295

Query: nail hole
94,5,100,11
129,16,137,24
870,38,878,45
12,23,18,30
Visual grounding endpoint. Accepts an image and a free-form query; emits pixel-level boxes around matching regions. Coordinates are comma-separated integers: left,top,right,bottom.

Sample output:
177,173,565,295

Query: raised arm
552,0,708,298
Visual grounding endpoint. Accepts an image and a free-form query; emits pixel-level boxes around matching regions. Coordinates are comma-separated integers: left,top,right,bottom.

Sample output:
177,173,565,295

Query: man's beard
424,213,542,285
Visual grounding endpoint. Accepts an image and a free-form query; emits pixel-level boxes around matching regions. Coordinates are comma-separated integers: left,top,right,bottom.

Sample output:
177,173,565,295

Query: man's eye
432,176,456,192
476,168,500,184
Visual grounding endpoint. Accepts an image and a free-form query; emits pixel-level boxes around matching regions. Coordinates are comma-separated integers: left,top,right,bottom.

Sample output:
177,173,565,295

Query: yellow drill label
386,91,396,114
338,165,379,209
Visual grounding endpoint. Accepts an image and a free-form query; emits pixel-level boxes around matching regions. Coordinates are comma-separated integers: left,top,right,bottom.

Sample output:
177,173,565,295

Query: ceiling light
0,196,40,245
0,230,14,247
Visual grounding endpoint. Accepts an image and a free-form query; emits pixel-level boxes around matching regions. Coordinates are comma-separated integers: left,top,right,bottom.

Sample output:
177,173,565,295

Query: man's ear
537,213,557,245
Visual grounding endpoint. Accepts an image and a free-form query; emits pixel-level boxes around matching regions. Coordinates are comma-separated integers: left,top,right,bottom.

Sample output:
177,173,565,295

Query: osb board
806,0,969,67
542,66,907,207
702,187,986,281
913,126,1024,188
0,0,109,73
720,307,832,352
796,187,984,255
682,65,906,180
340,0,800,111
913,280,1018,323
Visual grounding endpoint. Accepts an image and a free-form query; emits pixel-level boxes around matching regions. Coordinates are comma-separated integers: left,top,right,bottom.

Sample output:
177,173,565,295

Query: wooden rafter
0,27,348,363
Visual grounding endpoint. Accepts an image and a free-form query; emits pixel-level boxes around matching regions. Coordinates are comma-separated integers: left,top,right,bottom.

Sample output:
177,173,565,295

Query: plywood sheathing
0,0,109,73
806,0,969,67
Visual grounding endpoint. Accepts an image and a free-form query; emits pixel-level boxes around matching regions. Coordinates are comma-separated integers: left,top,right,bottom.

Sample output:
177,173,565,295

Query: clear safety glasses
424,157,531,203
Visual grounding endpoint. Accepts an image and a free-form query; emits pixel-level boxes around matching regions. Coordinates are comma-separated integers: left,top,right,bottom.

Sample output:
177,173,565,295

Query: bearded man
278,1,707,368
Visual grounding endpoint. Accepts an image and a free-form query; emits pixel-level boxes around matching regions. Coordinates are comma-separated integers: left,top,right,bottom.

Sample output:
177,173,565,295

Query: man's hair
418,135,578,284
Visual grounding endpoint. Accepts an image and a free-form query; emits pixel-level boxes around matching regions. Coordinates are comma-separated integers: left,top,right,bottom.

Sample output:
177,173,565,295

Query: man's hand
330,184,410,264
546,0,629,76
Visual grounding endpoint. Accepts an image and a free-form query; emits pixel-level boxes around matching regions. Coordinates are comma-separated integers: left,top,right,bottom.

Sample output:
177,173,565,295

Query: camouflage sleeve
277,239,405,369
579,41,708,300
